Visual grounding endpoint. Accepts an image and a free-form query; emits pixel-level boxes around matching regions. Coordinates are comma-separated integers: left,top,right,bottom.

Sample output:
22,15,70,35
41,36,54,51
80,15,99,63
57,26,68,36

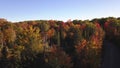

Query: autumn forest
0,17,120,68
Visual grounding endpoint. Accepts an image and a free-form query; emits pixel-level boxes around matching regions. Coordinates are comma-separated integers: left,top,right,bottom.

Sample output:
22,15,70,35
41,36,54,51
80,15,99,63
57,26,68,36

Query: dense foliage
0,17,119,68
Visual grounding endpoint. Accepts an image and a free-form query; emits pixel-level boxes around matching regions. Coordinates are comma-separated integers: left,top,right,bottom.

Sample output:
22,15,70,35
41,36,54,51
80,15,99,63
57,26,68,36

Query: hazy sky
0,0,120,22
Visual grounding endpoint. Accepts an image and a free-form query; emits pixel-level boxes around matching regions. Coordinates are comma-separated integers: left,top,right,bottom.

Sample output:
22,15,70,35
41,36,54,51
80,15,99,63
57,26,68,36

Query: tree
48,46,73,68
1,23,16,48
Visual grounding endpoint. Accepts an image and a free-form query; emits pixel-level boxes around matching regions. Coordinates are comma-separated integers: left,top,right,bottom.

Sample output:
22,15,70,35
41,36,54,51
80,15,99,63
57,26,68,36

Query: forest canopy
0,17,120,68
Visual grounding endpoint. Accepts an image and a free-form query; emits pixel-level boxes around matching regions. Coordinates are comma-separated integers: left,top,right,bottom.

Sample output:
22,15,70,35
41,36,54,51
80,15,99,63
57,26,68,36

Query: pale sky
0,0,120,22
